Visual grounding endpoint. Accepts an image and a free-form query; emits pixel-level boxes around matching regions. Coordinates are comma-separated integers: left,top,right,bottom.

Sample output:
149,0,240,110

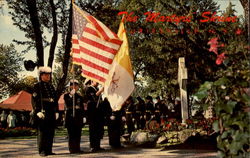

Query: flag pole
71,0,76,118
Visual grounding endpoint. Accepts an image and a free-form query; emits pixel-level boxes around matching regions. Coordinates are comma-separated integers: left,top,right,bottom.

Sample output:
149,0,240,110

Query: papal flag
71,3,122,85
104,20,135,111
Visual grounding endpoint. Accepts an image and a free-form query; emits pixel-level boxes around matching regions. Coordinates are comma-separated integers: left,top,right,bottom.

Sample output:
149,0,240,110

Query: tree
6,0,127,99
116,0,226,97
0,44,24,100
6,0,72,98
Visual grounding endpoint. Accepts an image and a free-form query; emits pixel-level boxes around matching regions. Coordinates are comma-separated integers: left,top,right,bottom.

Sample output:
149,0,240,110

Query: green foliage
193,2,250,157
116,0,224,96
195,79,250,157
0,44,24,100
193,36,250,156
12,76,38,95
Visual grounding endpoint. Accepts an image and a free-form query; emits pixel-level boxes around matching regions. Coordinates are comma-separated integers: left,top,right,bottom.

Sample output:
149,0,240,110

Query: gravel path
0,136,217,158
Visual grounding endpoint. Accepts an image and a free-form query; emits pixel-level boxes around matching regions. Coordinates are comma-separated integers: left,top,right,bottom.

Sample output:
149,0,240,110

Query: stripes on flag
71,4,122,85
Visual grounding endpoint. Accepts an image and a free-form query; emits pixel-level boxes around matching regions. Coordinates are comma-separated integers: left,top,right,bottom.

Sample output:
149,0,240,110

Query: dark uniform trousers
134,101,145,130
89,119,104,149
155,101,167,124
125,112,134,135
154,110,161,124
145,102,154,121
64,93,85,153
67,121,82,153
134,111,141,129
154,102,162,124
124,102,135,135
37,116,55,154
88,102,105,150
86,86,104,150
88,103,104,149
31,81,58,155
108,111,123,148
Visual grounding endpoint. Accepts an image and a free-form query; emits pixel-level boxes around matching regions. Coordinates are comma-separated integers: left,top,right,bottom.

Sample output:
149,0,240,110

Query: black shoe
112,145,124,149
118,145,125,149
39,153,47,157
47,152,56,155
97,147,105,151
90,148,98,153
70,150,83,154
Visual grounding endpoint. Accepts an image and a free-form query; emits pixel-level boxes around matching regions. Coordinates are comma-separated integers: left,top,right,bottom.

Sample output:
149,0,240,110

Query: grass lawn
1,125,108,139
55,126,91,136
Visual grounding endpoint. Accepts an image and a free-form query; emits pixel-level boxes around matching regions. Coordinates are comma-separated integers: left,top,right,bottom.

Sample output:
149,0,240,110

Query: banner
71,4,122,85
104,20,135,111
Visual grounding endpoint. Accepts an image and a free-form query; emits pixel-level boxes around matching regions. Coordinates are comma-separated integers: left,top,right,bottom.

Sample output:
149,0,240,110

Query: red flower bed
0,127,36,138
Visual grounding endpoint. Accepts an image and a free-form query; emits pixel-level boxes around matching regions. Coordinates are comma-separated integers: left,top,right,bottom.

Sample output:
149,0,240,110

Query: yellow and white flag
104,20,135,111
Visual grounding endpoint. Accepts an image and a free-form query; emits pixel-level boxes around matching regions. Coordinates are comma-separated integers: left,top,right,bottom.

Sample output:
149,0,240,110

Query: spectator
7,111,17,128
0,110,8,128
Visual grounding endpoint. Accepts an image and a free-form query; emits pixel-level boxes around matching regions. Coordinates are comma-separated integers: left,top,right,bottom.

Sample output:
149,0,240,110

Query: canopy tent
0,91,64,111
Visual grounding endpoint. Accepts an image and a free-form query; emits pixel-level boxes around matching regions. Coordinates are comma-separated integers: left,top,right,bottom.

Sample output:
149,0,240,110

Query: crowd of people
121,94,182,133
0,110,30,128
2,66,183,157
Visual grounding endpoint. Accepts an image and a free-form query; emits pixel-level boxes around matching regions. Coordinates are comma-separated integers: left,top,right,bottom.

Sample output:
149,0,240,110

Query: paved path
0,136,217,158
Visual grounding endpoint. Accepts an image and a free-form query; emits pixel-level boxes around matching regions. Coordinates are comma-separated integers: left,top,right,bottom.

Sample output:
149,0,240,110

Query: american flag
72,4,122,84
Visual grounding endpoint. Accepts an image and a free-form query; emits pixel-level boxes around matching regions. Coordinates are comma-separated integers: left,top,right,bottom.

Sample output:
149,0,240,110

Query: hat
137,96,142,101
84,78,91,85
146,96,153,100
38,66,52,74
69,79,79,86
127,96,133,101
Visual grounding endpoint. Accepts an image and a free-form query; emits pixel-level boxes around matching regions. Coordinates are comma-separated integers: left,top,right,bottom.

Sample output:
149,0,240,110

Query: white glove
83,117,87,124
110,115,115,120
37,112,45,119
70,89,76,97
151,115,155,119
55,113,59,120
122,116,126,122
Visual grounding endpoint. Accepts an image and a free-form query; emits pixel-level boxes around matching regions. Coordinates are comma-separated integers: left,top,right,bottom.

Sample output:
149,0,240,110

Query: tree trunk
48,0,58,68
239,0,249,31
26,0,44,66
56,1,72,99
